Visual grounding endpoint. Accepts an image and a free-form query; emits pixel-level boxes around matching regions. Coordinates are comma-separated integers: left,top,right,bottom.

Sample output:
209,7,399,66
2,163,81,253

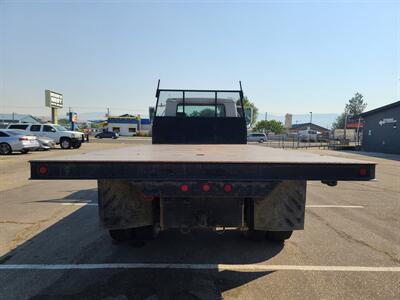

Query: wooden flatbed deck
30,145,375,181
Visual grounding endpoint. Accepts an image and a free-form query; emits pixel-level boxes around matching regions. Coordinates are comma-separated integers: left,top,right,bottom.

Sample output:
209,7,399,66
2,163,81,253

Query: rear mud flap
98,180,154,230
254,180,306,231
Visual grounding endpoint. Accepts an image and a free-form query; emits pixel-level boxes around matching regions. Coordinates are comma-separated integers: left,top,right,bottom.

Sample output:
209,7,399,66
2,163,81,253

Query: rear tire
265,231,293,241
134,225,159,240
109,225,159,242
60,138,71,149
242,198,264,241
109,228,135,242
0,143,12,155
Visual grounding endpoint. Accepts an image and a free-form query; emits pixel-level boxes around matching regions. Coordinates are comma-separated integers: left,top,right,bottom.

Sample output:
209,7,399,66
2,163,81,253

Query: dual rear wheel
109,225,160,242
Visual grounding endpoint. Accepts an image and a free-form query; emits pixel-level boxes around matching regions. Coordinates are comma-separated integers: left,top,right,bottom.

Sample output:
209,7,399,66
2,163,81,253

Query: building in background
289,123,330,136
284,113,292,130
103,114,151,136
0,113,41,128
361,101,399,154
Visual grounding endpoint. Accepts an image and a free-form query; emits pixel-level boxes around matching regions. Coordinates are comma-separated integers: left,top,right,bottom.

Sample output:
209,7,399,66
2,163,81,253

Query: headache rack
152,80,247,144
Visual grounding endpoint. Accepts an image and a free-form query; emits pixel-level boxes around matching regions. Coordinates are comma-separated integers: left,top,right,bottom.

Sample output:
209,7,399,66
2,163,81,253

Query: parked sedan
0,129,40,155
36,136,56,150
11,129,56,150
95,131,119,139
247,133,267,143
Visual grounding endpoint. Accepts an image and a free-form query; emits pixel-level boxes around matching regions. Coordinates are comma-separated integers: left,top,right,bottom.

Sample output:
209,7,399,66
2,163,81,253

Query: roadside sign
45,90,63,108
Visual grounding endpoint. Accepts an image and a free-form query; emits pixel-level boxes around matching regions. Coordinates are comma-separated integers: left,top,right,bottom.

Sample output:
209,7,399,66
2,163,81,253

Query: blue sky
1,0,399,119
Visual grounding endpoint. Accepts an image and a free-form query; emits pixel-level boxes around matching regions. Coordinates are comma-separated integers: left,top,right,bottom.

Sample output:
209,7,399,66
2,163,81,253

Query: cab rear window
176,104,226,117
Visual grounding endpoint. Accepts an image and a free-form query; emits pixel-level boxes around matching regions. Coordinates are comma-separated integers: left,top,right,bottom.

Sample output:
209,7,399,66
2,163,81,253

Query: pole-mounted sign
45,90,63,124
45,90,63,108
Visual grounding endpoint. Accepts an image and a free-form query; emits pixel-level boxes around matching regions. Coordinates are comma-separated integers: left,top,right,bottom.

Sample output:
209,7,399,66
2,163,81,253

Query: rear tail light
202,183,210,192
38,166,48,175
19,137,29,141
180,184,189,192
223,184,233,193
359,167,367,176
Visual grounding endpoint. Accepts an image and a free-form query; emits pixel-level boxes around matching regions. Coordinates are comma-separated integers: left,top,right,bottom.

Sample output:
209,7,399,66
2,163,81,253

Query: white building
103,115,151,136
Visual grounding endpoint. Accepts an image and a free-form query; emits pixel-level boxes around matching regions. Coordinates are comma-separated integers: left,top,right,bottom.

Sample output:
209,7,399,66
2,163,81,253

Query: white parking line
0,263,398,272
61,203,98,206
306,205,364,208
59,204,363,208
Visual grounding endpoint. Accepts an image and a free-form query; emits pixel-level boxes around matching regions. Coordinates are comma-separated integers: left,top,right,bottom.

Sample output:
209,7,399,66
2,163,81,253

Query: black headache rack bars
152,80,247,144
31,160,375,182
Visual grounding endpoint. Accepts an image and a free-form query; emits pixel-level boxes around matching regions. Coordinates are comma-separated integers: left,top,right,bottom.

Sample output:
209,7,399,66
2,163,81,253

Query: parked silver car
11,129,56,150
36,135,56,150
247,133,267,143
0,129,40,155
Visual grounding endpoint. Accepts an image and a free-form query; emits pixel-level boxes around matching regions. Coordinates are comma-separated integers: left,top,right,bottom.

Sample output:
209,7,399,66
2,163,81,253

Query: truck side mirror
244,107,253,126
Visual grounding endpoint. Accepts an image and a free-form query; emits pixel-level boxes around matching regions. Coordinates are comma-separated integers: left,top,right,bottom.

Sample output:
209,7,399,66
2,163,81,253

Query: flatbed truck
30,83,375,243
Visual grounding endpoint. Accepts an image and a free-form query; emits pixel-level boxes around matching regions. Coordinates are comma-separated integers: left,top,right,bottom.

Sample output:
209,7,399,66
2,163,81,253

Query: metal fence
260,135,361,150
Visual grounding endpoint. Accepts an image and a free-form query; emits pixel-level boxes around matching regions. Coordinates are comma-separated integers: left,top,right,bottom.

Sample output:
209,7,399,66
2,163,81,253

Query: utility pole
265,112,268,121
309,112,313,129
107,108,110,118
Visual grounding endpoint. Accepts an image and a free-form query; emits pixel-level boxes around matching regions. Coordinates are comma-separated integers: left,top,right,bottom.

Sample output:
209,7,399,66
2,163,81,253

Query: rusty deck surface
31,144,374,165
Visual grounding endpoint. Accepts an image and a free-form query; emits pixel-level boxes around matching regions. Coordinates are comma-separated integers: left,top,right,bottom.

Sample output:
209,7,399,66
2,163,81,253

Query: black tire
60,138,71,149
109,228,135,242
242,198,265,241
72,142,82,149
134,225,159,240
259,139,265,143
0,143,12,155
20,149,29,154
109,225,159,242
265,231,293,242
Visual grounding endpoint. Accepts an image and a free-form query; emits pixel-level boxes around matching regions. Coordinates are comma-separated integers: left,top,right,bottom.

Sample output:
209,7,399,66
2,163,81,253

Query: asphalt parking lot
0,139,399,299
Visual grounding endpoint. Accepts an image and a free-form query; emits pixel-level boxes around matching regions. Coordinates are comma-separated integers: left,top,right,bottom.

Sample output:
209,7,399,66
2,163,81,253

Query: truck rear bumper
30,161,375,181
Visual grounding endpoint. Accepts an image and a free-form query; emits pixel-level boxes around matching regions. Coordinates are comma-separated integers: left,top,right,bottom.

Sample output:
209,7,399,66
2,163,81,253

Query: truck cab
152,84,247,144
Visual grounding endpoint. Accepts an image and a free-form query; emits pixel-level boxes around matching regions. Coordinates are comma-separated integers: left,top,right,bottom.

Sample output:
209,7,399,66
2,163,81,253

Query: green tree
332,93,367,129
237,96,258,127
345,93,367,116
332,113,346,130
57,118,69,126
253,120,285,134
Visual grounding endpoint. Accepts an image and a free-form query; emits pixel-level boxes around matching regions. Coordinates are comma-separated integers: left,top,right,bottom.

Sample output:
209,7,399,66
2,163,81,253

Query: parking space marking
0,264,398,272
306,205,364,208
57,204,364,208
61,203,98,206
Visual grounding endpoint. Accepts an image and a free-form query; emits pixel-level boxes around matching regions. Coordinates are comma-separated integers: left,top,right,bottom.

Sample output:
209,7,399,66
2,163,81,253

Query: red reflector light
202,183,210,192
38,166,48,175
223,184,233,193
19,137,29,141
359,167,367,176
180,184,189,192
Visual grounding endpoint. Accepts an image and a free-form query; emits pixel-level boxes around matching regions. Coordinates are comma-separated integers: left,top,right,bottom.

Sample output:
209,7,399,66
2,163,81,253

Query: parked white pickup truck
7,123,84,149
